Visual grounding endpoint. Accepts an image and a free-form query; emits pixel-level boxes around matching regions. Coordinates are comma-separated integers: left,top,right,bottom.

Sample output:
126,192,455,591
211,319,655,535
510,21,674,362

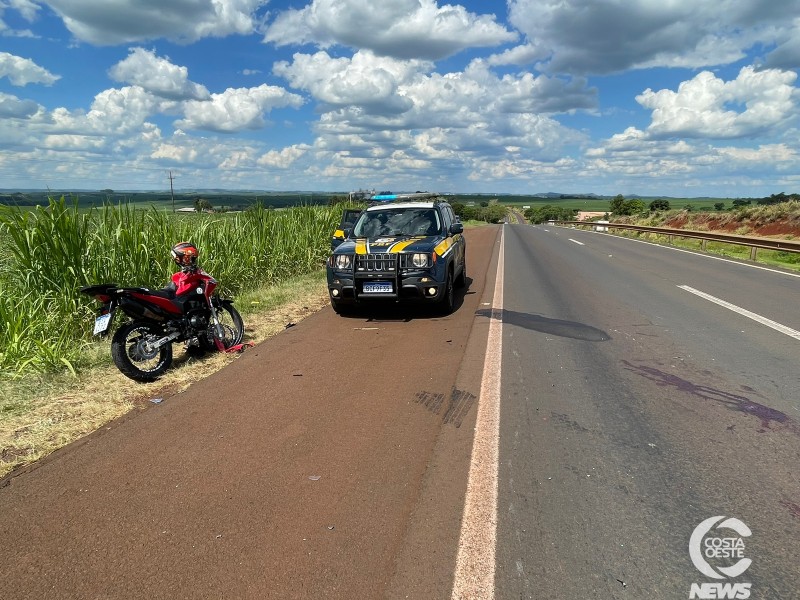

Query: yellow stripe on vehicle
389,237,422,253
435,237,453,256
356,240,368,255
333,229,345,239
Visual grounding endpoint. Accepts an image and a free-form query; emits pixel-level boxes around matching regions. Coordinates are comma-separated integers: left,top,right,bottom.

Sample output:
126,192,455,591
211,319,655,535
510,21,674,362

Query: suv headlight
411,253,430,268
331,254,353,270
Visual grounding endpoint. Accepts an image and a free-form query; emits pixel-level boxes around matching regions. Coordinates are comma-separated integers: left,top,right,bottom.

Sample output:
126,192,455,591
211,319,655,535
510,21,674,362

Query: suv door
332,209,362,250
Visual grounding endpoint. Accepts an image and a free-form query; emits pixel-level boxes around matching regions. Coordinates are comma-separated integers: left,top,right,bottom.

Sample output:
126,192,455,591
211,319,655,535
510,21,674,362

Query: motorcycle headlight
333,254,353,270
411,253,430,268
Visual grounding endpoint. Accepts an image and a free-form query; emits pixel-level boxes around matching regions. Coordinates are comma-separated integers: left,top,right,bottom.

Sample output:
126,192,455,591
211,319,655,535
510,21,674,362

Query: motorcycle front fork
207,300,226,343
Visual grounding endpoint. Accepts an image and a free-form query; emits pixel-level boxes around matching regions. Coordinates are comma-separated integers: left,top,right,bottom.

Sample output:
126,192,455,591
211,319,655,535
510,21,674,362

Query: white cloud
256,145,309,168
717,143,797,165
0,91,41,118
637,67,798,139
8,0,40,21
466,156,579,182
175,84,304,132
43,0,265,45
583,124,800,191
0,52,59,85
151,142,200,164
42,86,162,139
507,0,800,74
0,0,39,37
264,0,516,60
486,43,549,67
763,20,800,70
274,50,425,114
108,48,210,101
269,48,596,187
275,50,596,128
42,133,108,151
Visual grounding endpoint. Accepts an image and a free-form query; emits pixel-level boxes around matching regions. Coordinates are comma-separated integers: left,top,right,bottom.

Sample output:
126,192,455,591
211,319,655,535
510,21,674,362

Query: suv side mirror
450,222,464,235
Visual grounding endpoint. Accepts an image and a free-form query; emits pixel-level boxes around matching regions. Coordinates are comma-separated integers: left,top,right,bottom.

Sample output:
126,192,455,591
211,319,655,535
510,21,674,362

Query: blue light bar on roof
371,194,397,201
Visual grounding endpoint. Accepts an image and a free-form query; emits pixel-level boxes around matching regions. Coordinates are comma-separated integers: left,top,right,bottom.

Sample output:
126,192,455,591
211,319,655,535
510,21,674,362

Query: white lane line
678,285,800,341
451,228,504,600
568,239,584,245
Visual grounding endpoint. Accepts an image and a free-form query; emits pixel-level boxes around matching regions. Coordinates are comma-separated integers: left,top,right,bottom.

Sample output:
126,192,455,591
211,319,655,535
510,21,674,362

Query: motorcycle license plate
93,313,112,335
363,281,393,293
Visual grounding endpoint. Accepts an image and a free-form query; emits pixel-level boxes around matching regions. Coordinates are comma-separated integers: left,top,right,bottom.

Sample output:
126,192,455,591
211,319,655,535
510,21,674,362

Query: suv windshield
353,208,441,238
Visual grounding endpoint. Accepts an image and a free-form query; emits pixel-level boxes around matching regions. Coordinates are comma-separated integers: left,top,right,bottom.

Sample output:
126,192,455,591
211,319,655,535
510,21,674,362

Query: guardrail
553,220,800,260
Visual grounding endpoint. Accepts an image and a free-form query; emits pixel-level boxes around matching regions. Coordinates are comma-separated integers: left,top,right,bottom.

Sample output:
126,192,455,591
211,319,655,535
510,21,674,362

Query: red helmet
171,242,199,268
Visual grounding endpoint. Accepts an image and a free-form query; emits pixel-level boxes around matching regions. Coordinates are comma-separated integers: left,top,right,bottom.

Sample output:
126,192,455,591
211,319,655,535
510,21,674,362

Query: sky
0,0,798,197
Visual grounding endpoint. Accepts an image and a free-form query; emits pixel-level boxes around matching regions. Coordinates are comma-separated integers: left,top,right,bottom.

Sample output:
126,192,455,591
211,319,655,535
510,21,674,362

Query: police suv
326,194,466,315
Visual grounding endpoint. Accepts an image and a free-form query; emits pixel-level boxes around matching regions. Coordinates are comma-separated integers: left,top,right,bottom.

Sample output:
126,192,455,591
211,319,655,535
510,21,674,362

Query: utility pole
168,170,176,212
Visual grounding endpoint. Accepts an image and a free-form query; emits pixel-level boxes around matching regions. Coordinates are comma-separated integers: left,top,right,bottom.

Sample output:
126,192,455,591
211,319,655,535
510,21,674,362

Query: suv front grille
356,253,397,272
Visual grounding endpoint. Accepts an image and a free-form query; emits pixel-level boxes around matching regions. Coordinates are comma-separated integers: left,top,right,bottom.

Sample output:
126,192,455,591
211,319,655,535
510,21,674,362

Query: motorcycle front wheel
198,304,245,351
111,321,173,382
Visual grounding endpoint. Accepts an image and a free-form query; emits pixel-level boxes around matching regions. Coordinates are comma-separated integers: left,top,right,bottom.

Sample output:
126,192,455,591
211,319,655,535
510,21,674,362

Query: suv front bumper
327,270,446,304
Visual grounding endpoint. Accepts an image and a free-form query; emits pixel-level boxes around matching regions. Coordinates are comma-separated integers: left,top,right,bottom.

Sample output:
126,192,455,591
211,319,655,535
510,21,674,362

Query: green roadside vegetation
610,200,800,271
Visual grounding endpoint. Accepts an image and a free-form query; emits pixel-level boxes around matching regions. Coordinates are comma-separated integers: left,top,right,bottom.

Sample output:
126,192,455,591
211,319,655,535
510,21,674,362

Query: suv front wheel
437,270,454,315
456,254,466,288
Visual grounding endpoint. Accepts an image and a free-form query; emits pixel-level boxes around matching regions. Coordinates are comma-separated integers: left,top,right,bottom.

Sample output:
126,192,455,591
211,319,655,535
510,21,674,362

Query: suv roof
369,192,438,201
366,201,438,211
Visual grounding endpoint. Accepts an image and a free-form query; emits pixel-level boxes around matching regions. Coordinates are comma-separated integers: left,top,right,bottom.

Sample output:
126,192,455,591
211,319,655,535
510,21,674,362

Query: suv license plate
363,282,393,293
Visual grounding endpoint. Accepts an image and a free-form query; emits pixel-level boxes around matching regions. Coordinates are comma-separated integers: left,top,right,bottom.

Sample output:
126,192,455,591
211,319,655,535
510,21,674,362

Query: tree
609,194,626,215
624,199,647,215
649,199,670,211
524,205,578,224
714,202,725,211
194,198,213,213
610,195,646,216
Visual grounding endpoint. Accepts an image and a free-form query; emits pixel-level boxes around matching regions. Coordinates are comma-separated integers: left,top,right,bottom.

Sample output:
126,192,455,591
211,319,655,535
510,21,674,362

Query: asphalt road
496,224,800,599
1,222,799,599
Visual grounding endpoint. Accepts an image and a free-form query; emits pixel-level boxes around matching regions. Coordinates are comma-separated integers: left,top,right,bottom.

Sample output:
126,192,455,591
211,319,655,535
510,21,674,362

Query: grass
0,270,331,479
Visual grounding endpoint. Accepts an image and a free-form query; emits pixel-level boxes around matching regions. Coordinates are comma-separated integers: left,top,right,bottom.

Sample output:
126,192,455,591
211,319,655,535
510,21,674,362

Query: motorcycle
81,270,245,382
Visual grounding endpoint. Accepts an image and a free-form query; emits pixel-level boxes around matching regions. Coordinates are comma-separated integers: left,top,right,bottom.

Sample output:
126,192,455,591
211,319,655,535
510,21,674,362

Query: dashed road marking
679,285,800,341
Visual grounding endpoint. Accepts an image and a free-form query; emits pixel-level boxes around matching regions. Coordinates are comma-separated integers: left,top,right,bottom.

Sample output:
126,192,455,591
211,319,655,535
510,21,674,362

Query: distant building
577,211,607,221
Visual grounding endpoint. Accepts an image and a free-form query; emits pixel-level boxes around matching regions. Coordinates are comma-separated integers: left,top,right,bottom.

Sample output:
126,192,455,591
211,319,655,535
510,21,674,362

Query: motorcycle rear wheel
198,304,244,351
111,321,173,382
